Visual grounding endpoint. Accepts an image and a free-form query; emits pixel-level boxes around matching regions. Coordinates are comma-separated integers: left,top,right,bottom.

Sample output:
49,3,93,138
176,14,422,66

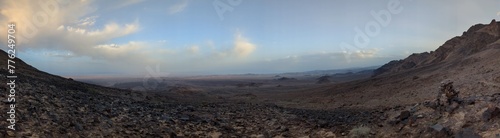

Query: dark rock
455,128,481,138
428,124,451,137
317,120,328,128
180,116,190,121
399,111,411,120
73,123,83,131
430,124,444,132
482,106,500,121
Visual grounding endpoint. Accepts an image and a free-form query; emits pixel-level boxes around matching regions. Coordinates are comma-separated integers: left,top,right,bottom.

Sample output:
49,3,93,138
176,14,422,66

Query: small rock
7,131,15,136
455,128,480,138
74,123,83,131
276,126,289,132
482,106,500,121
399,111,411,120
379,115,387,120
250,134,265,138
180,116,190,121
430,124,444,132
209,131,222,138
324,131,336,138
317,120,328,128
417,114,424,118
429,124,451,137
377,124,384,127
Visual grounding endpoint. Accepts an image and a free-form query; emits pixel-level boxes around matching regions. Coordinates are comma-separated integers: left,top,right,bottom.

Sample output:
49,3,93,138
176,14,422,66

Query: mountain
374,19,500,77
284,20,500,137
303,20,500,108
282,66,379,76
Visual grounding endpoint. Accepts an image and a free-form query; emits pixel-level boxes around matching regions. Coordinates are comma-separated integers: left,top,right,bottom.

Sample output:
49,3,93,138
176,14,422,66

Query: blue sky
0,0,499,77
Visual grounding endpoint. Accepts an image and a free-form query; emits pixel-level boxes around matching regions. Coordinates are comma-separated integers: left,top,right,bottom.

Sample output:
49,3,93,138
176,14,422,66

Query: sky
0,0,499,77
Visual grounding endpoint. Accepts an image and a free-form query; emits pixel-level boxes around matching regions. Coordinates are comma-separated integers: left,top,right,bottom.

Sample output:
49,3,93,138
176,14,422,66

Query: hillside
298,20,500,109
374,19,500,77
274,20,500,137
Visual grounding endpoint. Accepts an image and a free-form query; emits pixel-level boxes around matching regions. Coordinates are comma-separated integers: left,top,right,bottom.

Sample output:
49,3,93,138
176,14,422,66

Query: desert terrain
1,20,500,137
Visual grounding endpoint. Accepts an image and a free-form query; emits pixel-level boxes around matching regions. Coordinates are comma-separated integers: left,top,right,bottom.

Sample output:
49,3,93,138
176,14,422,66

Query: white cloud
232,32,256,57
86,21,139,37
168,0,189,14
57,25,65,30
112,0,146,9
187,45,200,54
0,0,172,75
352,49,379,58
497,11,500,16
44,51,76,58
76,16,98,26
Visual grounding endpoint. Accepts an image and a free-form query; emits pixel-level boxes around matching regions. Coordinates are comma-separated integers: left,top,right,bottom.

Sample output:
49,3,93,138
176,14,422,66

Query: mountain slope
273,20,500,137
374,19,500,77
291,20,500,109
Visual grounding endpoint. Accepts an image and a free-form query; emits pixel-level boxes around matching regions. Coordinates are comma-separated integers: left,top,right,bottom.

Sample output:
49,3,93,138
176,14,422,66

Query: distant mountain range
280,66,379,76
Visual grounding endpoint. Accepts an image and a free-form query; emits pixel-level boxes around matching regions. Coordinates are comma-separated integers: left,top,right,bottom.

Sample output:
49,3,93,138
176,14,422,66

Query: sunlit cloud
0,0,168,73
232,32,256,57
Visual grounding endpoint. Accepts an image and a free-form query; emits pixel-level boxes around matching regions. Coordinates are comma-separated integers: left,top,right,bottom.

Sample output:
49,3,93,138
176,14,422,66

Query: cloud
497,11,500,16
168,0,189,14
86,21,139,37
232,32,256,57
0,0,172,75
43,51,76,59
112,0,146,9
76,16,98,26
352,49,379,59
187,45,200,54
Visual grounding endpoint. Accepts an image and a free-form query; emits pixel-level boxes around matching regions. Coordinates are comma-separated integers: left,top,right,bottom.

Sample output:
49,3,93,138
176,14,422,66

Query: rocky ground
0,74,382,137
1,71,499,137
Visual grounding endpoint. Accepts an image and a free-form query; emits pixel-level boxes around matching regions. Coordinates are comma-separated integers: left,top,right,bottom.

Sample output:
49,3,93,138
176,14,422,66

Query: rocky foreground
0,75,381,137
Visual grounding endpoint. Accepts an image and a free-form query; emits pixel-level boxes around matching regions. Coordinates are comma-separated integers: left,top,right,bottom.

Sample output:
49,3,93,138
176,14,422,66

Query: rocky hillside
302,20,500,108
274,20,500,137
374,19,500,77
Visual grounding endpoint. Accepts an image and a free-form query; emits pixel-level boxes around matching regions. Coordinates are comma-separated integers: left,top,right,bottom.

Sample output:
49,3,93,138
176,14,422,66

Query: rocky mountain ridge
374,19,500,77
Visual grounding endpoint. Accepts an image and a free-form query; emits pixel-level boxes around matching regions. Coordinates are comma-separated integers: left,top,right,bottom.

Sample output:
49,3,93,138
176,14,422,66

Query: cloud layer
0,0,260,75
